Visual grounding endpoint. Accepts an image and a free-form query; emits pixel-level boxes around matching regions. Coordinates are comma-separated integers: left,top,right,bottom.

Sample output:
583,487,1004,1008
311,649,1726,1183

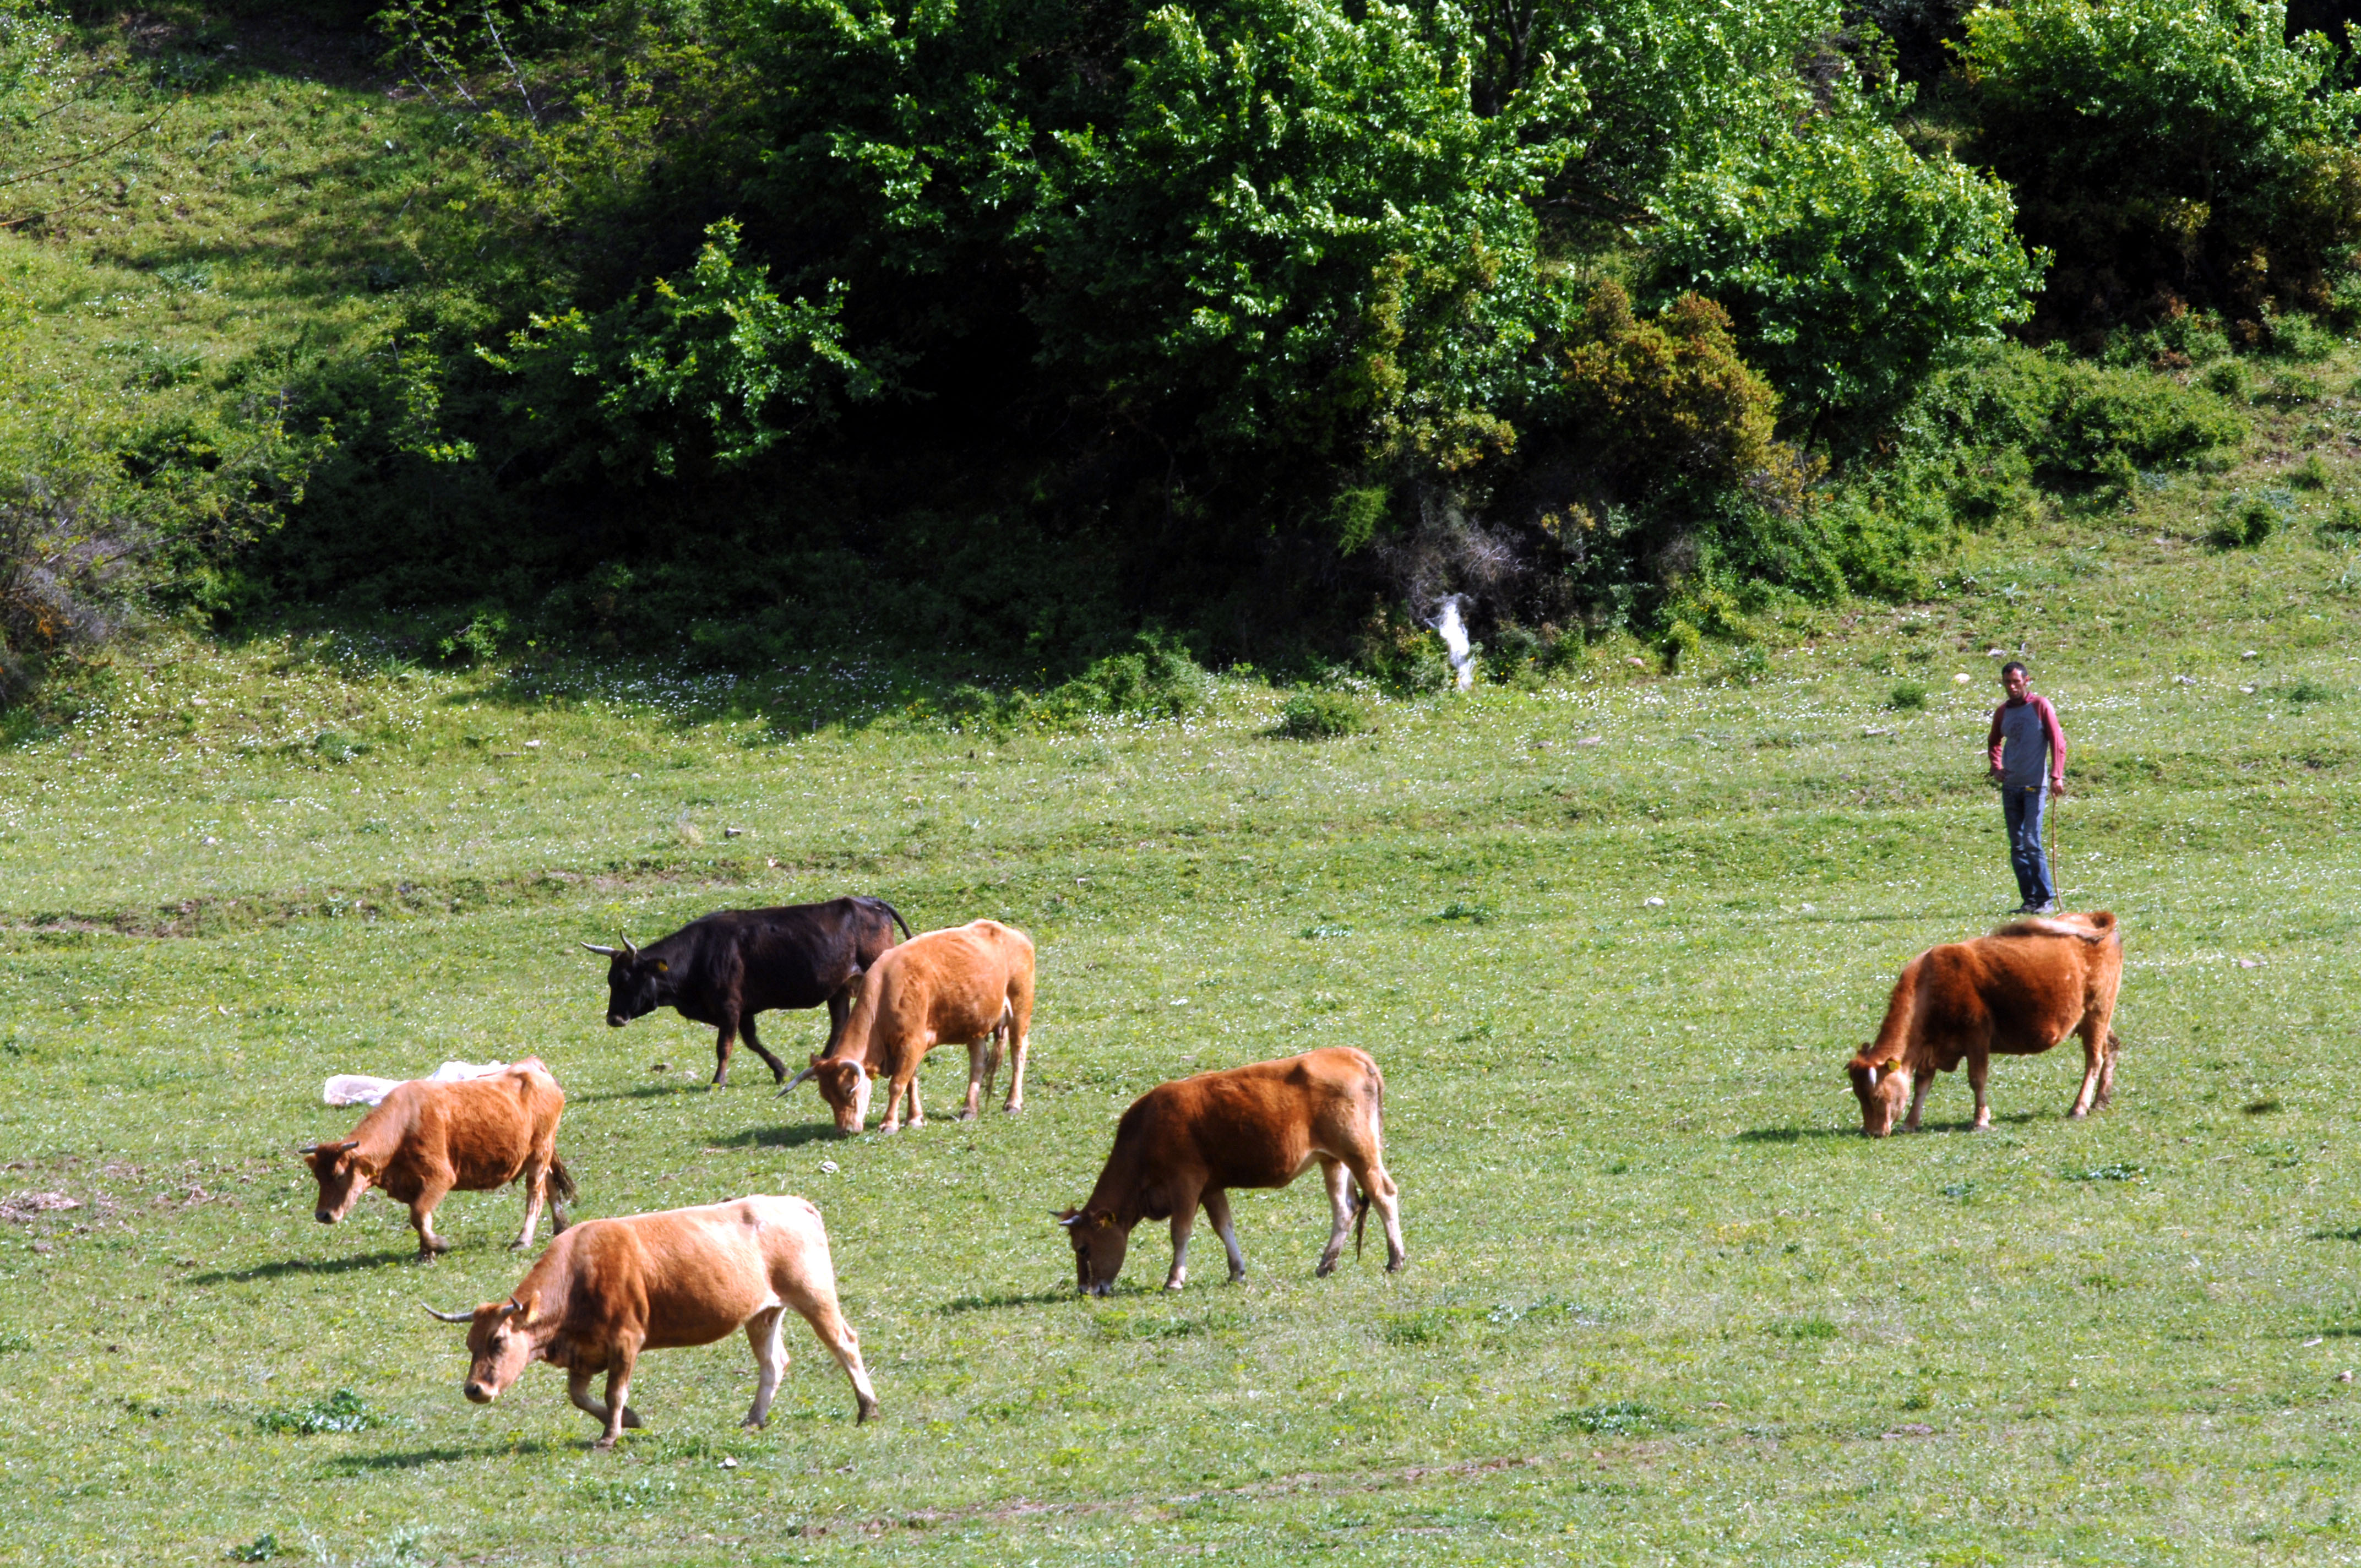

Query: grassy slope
1,479,2358,1565
5,11,2361,1567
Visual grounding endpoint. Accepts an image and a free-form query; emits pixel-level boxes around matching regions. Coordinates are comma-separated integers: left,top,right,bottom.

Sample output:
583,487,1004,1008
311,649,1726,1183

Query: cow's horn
1057,1211,1084,1228
580,941,619,957
296,1144,319,1155
777,1064,818,1098
620,934,638,963
423,1305,475,1323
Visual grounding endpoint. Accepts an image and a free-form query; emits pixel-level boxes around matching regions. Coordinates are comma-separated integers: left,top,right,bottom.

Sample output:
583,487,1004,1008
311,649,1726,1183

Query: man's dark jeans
2003,783,2054,907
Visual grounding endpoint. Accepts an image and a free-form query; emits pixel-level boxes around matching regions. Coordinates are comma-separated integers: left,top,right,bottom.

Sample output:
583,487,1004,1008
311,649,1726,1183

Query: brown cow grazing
1058,1047,1406,1294
784,919,1035,1135
427,1195,879,1448
302,1058,574,1259
1846,911,2126,1137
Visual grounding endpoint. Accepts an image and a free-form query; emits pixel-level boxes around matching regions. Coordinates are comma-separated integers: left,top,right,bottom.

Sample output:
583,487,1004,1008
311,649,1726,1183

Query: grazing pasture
2,512,2359,1565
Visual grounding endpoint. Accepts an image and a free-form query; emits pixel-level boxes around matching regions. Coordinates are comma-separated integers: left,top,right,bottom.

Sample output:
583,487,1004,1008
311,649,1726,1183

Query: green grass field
2,483,2359,1564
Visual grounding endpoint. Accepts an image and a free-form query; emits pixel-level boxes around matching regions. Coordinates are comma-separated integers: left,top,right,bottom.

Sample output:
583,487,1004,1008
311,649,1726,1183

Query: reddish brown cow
1846,912,2126,1137
302,1058,574,1259
1058,1047,1406,1294
428,1195,878,1448
785,919,1035,1134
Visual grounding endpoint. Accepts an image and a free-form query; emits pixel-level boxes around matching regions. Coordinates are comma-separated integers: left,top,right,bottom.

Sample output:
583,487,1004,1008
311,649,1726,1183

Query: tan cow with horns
1059,1047,1407,1294
302,1058,574,1259
784,918,1035,1134
428,1195,878,1448
1846,911,2126,1137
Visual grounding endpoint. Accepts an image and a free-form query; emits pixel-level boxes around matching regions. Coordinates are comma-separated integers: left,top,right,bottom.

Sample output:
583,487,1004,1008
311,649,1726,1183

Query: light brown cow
428,1195,878,1448
1846,911,2126,1137
785,918,1035,1134
302,1058,574,1259
1058,1047,1406,1294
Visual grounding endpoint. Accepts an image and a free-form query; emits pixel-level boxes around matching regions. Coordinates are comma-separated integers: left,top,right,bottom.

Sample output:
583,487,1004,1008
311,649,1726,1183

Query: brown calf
302,1058,574,1259
429,1195,879,1448
1847,912,2126,1137
1059,1047,1406,1294
786,919,1035,1134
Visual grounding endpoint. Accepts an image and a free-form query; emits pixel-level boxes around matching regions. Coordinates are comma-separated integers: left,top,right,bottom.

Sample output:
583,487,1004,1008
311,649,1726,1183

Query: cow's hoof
958,1109,978,1123
1315,1259,1339,1278
1226,1271,1247,1286
856,1397,880,1425
1385,1256,1407,1274
594,1436,619,1452
741,1415,768,1431
879,1123,901,1136
1003,1103,1023,1115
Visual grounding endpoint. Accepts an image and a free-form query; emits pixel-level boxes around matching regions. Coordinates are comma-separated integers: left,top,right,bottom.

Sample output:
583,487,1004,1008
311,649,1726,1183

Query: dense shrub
1272,688,1371,738
2212,493,2284,547
1961,0,2361,333
1651,91,2041,424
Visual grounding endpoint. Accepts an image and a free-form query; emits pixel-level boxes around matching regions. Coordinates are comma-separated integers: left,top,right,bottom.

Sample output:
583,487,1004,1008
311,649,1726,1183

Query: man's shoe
2032,900,2060,915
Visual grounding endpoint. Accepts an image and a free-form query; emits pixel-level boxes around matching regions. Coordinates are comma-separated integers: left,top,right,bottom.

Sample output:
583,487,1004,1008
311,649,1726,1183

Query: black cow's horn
620,934,639,963
423,1305,475,1323
580,941,619,957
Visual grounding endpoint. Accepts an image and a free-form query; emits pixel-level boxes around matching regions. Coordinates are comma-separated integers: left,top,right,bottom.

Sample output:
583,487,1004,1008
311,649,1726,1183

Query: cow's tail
877,899,913,941
548,1155,579,1210
1353,1185,1370,1259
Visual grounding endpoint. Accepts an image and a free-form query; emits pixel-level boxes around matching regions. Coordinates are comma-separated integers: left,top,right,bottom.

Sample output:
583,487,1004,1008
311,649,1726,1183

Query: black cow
582,898,911,1086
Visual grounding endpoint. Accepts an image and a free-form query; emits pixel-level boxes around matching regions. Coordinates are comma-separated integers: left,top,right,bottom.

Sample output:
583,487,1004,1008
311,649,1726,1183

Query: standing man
1987,661,2067,914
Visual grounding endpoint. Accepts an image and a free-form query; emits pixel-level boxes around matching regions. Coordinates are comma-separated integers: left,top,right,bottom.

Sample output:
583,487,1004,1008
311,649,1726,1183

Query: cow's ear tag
656,961,668,973
1093,1212,1115,1230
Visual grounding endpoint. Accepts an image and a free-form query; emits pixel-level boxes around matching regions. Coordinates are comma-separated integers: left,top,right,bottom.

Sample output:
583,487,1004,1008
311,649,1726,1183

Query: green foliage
1962,0,2361,331
1022,0,1580,475
480,220,876,483
227,1534,282,1562
1902,344,2246,486
2212,492,2283,548
1887,680,1928,710
1272,688,1370,738
1652,85,2041,424
254,1390,382,1436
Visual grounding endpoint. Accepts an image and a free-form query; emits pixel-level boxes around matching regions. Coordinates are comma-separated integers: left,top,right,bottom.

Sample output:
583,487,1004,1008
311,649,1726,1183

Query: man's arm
1986,705,2006,775
2038,695,2067,786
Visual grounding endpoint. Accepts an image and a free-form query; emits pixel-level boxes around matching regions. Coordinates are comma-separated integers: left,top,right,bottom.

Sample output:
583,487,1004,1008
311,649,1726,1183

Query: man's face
2000,667,2029,702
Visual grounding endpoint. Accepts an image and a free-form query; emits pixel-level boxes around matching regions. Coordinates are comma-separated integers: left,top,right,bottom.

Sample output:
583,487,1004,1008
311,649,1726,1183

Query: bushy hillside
0,0,2352,694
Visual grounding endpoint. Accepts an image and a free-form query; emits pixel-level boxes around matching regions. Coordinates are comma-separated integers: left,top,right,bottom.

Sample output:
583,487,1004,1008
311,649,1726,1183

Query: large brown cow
1846,911,2126,1137
302,1058,574,1259
427,1195,879,1448
785,919,1035,1135
1058,1047,1407,1294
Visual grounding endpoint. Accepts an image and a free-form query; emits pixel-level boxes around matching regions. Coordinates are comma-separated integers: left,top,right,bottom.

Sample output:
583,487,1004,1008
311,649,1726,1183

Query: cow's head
804,1055,872,1134
1847,1053,1912,1138
300,1139,372,1224
580,935,666,1027
426,1297,541,1404
1058,1206,1129,1296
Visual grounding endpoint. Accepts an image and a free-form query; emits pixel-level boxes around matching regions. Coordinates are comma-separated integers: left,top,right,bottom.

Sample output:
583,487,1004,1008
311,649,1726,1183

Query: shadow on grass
713,1122,846,1151
320,1439,558,1476
1733,1127,1855,1144
2311,1227,2361,1243
189,1248,418,1285
937,1287,1080,1314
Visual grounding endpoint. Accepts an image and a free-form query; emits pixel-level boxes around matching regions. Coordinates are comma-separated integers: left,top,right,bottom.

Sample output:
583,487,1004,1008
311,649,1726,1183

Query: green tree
478,219,878,482
1961,0,2361,331
1023,0,1582,481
